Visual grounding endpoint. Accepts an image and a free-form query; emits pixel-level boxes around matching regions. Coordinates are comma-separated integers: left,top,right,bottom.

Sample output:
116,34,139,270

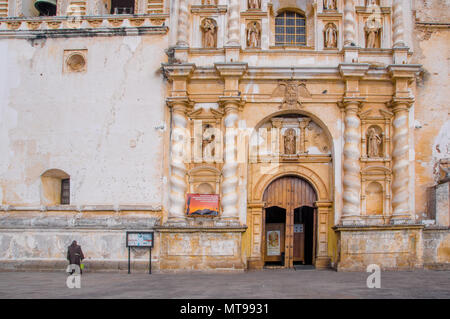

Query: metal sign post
126,231,154,275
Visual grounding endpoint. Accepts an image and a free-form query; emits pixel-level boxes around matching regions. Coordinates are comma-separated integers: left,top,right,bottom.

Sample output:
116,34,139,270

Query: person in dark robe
67,240,85,274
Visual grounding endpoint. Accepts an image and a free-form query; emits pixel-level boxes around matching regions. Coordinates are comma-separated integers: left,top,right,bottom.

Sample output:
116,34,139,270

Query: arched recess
246,110,334,269
40,169,70,206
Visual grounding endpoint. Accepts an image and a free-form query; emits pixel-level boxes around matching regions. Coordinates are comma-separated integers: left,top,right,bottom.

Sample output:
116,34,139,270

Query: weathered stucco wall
411,18,450,218
0,35,168,207
423,228,450,269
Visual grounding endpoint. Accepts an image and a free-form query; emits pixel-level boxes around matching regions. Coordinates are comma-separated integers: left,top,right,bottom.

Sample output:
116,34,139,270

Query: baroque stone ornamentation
248,0,261,10
201,18,218,48
392,0,405,47
272,80,311,110
284,128,296,155
365,16,382,48
367,127,382,158
324,23,338,48
202,0,218,5
247,21,261,48
343,0,356,46
324,0,337,10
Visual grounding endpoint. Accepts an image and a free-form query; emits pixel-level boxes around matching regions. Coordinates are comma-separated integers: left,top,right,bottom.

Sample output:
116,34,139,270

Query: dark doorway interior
264,206,286,266
293,206,315,265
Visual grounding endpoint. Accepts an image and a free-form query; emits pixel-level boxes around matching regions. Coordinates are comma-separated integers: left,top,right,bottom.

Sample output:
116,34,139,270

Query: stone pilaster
315,201,333,269
176,0,189,47
343,0,356,46
390,97,413,223
166,97,192,225
341,98,363,225
162,63,195,225
216,63,247,224
392,0,405,48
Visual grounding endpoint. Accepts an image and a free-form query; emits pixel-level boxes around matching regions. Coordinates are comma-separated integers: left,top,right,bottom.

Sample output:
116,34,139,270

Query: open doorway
264,206,286,266
293,206,315,266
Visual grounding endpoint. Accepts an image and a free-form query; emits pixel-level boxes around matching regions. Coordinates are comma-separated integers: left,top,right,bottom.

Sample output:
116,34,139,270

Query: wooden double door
263,176,317,268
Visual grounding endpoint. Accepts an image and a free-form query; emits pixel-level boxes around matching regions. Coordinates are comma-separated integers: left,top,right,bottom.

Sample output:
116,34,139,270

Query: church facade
0,0,448,272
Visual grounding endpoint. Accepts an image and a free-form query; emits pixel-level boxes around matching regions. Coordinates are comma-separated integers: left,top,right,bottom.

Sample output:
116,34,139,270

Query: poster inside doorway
267,230,281,256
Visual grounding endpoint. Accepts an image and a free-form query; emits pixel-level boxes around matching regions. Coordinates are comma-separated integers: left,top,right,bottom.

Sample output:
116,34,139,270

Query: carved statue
201,18,217,48
367,128,382,157
247,22,261,48
324,23,337,48
365,16,382,48
248,0,261,10
202,125,216,158
284,129,297,155
324,0,337,10
202,0,218,5
366,0,379,7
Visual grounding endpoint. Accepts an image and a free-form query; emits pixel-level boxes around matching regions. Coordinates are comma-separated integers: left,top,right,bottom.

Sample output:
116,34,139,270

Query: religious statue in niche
364,16,382,48
324,23,337,48
248,0,261,10
272,80,312,109
366,0,379,7
201,18,217,48
202,124,216,159
202,0,218,5
323,0,337,10
247,21,261,48
367,127,382,158
284,129,297,155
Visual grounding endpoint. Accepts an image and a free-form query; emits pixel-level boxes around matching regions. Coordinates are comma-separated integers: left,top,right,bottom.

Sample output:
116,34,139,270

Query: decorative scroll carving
247,21,261,48
201,18,217,48
365,16,382,48
324,0,336,10
272,80,311,110
324,23,338,48
343,0,356,46
248,0,261,10
392,0,405,47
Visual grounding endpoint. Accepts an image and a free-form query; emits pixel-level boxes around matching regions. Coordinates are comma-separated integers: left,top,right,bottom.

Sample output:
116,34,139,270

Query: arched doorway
263,175,317,268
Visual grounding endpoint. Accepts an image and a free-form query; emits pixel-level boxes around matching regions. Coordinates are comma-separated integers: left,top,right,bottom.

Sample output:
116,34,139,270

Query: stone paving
0,269,449,299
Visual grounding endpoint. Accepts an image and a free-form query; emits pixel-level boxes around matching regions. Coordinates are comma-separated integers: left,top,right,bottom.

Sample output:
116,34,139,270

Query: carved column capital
389,97,414,112
218,96,245,112
339,97,364,111
166,97,194,114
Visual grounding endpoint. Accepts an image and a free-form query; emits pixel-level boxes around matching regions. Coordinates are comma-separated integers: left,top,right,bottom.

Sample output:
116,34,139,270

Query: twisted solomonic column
392,0,405,47
390,99,413,221
226,0,240,46
167,98,191,224
343,0,356,46
176,0,190,47
221,100,241,222
341,100,362,224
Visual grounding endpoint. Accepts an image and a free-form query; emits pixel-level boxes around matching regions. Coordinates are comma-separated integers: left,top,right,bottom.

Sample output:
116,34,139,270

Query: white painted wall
0,35,168,206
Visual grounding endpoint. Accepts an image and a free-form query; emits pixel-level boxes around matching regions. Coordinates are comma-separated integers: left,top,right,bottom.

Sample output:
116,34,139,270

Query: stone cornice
0,204,162,212
214,62,248,78
387,64,422,79
338,63,370,78
155,225,248,233
161,63,196,81
333,224,424,231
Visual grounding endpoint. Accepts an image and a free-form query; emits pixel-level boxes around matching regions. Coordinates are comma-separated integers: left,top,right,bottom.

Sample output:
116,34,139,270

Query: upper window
275,11,306,46
110,0,135,14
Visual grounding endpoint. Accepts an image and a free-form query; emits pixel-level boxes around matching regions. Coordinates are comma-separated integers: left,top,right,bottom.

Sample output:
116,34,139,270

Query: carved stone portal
201,18,217,48
247,21,261,48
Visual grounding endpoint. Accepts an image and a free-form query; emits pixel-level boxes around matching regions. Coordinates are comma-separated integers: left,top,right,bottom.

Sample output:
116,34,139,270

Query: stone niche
361,166,391,224
250,115,331,162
